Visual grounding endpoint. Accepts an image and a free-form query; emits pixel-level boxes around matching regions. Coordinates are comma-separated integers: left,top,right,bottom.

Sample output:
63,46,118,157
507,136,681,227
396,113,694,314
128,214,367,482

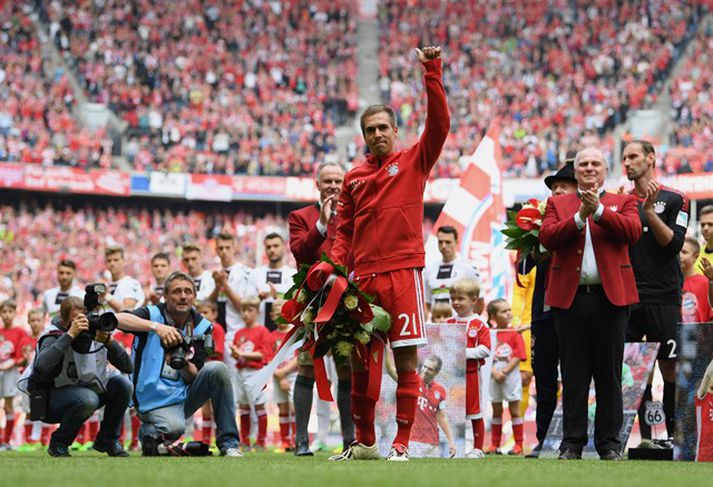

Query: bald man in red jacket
539,146,642,461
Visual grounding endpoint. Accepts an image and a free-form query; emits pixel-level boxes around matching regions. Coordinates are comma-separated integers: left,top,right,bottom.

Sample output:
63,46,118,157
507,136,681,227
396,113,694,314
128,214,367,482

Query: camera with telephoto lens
72,283,118,353
163,325,214,370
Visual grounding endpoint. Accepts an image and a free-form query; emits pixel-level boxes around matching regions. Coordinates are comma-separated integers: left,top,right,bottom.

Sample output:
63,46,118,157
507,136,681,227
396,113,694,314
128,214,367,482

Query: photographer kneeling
24,296,133,457
116,271,241,457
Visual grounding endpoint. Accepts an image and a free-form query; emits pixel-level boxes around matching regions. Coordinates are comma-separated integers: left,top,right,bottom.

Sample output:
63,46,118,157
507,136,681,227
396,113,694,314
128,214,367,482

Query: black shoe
48,441,71,457
93,439,129,457
294,440,314,456
558,449,581,460
141,436,160,457
599,450,622,461
525,444,542,459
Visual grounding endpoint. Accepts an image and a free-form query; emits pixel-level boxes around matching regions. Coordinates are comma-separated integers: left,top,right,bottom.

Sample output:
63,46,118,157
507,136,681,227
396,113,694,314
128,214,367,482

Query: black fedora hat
544,163,576,189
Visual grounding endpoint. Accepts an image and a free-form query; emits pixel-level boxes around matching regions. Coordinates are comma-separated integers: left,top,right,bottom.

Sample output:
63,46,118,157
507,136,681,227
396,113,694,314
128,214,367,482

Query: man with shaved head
539,147,642,460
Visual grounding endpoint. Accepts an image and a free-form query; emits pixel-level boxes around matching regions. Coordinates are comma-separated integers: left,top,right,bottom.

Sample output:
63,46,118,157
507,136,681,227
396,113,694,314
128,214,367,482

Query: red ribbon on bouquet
355,337,385,402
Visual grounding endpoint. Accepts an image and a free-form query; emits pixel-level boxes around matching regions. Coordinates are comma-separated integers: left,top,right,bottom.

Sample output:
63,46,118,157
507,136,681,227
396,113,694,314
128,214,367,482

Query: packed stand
666,24,713,174
377,0,706,178
0,2,113,168
45,0,357,175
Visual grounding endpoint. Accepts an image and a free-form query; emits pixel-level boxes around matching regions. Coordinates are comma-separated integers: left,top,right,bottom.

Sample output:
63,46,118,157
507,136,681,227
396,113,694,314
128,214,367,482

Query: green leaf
360,321,374,334
368,305,392,333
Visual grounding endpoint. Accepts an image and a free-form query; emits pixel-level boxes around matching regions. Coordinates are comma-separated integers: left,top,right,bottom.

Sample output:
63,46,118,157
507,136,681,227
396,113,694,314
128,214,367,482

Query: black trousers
554,287,627,455
531,317,559,445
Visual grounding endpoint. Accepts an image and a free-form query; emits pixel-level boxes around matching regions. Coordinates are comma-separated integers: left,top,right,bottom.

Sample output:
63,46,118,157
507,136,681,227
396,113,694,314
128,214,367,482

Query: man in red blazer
539,147,642,460
287,162,354,456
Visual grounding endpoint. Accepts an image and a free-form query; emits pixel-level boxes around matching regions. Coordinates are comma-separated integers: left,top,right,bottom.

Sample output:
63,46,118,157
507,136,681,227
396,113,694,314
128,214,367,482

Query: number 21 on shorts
398,313,418,337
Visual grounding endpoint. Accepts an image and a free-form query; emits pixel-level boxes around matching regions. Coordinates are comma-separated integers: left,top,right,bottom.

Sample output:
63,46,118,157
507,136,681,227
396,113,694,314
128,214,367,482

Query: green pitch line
1,451,710,487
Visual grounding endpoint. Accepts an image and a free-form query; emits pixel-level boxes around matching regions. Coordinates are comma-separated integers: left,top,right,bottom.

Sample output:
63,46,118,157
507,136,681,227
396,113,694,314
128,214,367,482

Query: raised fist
415,46,441,62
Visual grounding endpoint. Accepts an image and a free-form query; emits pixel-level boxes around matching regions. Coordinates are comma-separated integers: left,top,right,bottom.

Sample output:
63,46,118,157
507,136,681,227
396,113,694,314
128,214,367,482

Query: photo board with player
541,342,659,458
376,323,468,458
674,322,713,462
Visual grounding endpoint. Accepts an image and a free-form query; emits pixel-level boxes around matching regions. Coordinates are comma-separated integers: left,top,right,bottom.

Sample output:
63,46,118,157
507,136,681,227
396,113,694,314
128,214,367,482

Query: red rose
515,206,542,231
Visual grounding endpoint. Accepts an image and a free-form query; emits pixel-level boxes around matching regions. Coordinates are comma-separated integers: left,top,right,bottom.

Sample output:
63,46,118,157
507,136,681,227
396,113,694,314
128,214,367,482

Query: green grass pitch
1,451,711,487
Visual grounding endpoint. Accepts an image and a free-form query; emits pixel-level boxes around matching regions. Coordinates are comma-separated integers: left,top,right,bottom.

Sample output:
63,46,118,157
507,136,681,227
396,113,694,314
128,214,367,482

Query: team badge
386,163,399,177
434,392,441,400
468,328,478,338
608,205,618,212
654,201,666,214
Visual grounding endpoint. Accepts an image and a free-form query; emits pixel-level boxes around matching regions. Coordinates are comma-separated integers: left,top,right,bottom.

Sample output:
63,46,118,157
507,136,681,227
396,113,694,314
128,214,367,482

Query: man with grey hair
116,271,242,457
539,147,642,460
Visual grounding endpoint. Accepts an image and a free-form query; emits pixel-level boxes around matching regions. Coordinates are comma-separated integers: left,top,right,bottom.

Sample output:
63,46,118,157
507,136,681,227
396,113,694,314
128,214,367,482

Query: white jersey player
180,242,216,302
41,259,84,318
103,246,145,311
208,233,258,372
252,233,296,330
424,226,480,310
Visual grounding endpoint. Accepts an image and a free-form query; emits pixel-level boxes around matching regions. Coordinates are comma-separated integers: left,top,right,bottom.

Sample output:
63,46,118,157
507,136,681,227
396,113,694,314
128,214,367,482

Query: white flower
302,308,314,325
296,289,308,304
335,341,354,357
354,331,370,345
538,198,548,214
344,294,359,311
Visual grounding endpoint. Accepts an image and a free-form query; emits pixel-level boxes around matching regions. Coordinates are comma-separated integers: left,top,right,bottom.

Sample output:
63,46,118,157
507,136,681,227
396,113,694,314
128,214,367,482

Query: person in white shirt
181,243,216,302
423,226,482,315
146,253,172,305
208,233,258,372
102,246,145,312
252,233,297,331
41,259,84,319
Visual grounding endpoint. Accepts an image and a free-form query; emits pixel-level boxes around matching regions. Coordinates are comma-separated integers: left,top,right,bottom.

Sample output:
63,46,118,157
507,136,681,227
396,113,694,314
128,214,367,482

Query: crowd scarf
246,261,384,402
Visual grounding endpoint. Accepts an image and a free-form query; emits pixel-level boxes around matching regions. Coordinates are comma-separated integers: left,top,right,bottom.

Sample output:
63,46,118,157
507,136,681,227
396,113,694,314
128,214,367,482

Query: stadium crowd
44,0,357,176
2,0,711,177
377,0,707,178
666,24,713,174
0,2,114,169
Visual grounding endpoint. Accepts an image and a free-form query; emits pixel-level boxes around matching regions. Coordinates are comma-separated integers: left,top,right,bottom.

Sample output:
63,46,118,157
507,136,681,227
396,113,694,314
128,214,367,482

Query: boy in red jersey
680,238,713,323
231,296,270,449
196,300,225,444
486,299,526,456
447,279,491,459
330,45,450,463
267,299,298,451
0,300,28,450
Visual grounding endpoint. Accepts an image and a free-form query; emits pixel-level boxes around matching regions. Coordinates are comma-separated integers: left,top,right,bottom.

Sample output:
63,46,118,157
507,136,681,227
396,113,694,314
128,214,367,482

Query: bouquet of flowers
277,254,392,363
502,198,547,261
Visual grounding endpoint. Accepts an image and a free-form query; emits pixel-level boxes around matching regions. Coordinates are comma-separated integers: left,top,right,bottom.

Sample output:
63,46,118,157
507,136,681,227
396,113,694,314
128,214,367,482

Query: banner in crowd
377,323,467,458
3,162,713,203
540,342,659,458
21,165,131,196
426,121,513,301
186,173,234,201
675,322,713,462
0,163,25,189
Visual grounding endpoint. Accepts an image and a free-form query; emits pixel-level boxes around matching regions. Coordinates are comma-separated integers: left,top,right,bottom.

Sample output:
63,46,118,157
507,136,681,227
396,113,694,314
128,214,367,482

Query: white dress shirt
573,191,605,285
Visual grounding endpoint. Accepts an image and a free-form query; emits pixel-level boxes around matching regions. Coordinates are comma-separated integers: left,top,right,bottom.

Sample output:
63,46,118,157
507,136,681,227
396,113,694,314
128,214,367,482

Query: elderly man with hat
522,159,578,458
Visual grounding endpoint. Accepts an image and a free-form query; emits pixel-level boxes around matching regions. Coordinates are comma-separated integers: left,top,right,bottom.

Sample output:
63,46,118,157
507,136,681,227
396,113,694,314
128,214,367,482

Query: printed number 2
667,339,677,359
399,313,417,336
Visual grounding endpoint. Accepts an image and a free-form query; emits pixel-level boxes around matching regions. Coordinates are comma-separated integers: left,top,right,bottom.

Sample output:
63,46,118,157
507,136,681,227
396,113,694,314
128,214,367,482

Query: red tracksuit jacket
331,58,450,276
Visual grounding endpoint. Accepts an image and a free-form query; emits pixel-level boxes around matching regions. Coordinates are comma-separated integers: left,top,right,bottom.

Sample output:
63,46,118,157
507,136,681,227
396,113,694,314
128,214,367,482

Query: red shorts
466,369,483,419
353,268,427,349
